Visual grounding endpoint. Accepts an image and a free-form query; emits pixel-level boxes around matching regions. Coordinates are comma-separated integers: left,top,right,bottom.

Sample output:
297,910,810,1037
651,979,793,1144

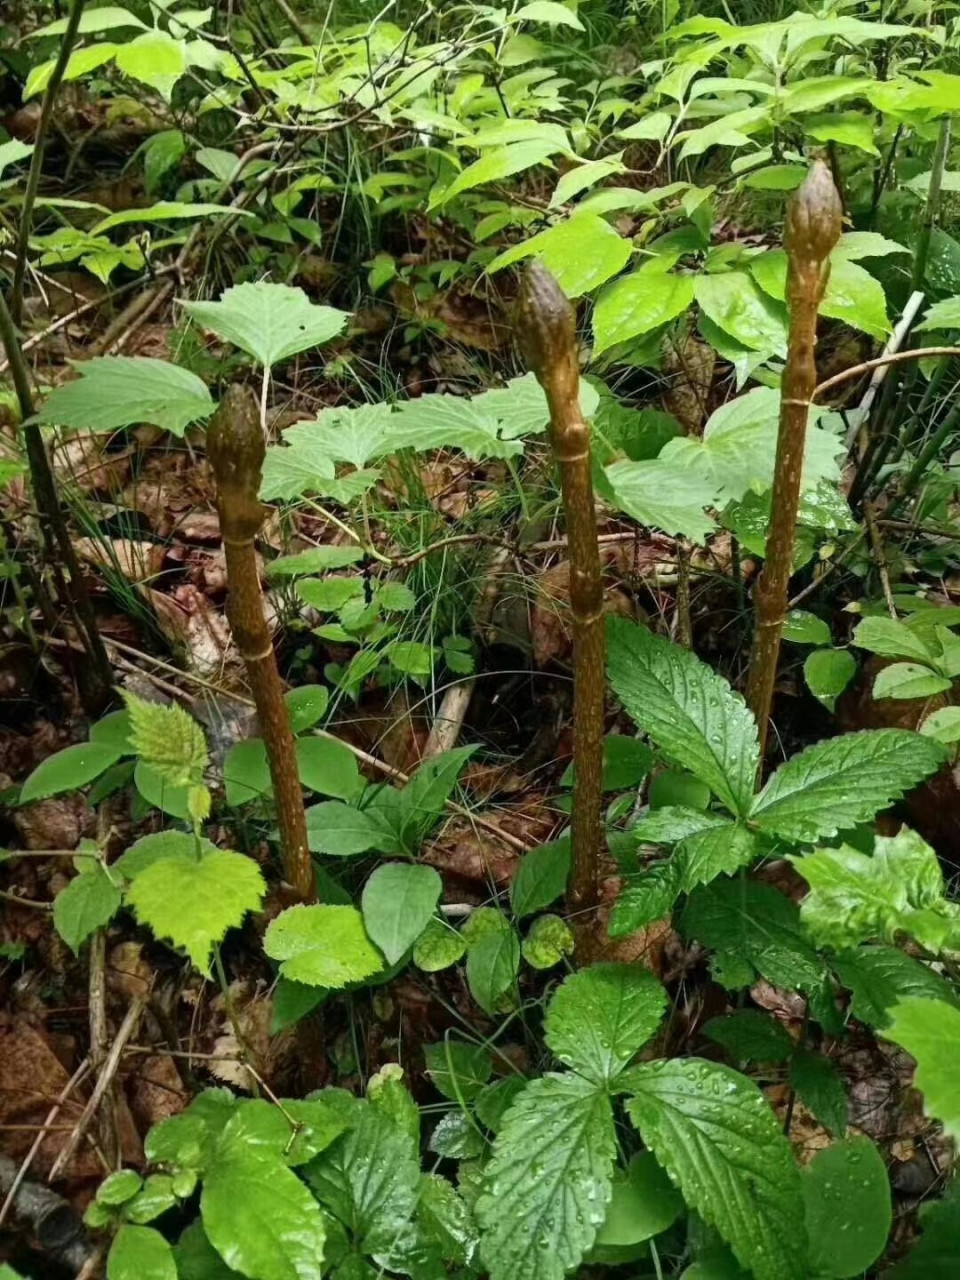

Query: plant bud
785,158,843,266
517,261,576,382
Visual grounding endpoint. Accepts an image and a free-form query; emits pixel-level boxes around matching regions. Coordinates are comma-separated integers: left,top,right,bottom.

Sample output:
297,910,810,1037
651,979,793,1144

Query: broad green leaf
115,32,187,100
264,904,383,987
752,249,891,340
26,45,119,98
89,709,134,754
0,139,33,179
145,1087,237,1171
888,1181,960,1278
681,878,823,991
703,1010,793,1063
174,1222,239,1280
695,272,787,353
107,1225,177,1280
595,1151,683,1247
387,640,436,679
607,617,759,816
296,737,360,800
522,914,574,968
804,113,879,155
792,828,954,953
550,155,626,208
873,663,951,700
750,730,946,843
304,1103,419,1264
297,577,363,612
430,141,558,209
183,283,349,369
417,1173,479,1269
609,861,685,936
513,0,584,29
93,200,239,234
127,846,265,973
789,1051,848,1136
917,294,960,333
142,129,187,193
98,1169,143,1206
510,837,571,917
125,692,208,787
624,1059,805,1280
804,648,857,711
466,915,520,1013
284,686,330,733
680,822,760,890
19,742,120,803
603,454,718,542
782,610,831,646
35,354,213,436
133,762,192,821
115,830,219,881
125,1174,177,1224
833,945,959,1029
424,1040,492,1104
489,213,632,298
545,963,667,1083
54,863,121,953
397,745,477,849
852,616,938,662
361,863,441,964
269,547,364,577
223,738,271,806
593,271,695,353
802,1137,890,1279
740,164,807,191
305,801,400,857
413,918,466,971
476,1074,616,1280
218,1095,354,1167
921,706,960,743
28,6,147,36
834,232,908,262
884,997,960,1143
202,1149,326,1280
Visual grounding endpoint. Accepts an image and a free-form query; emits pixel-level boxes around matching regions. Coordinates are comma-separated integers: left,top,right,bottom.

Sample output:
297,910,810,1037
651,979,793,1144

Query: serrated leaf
413,918,466,971
833,945,959,1029
593,271,695,353
624,1059,805,1280
681,878,824,991
54,863,121,952
466,916,520,1013
489,213,632,298
680,822,760,890
34,357,215,437
792,828,955,953
107,1225,177,1280
873,663,951,700
417,1173,479,1268
695,271,788,353
476,1074,616,1280
609,861,685,936
884,998,960,1140
789,1051,848,1136
125,692,208,788
361,863,441,964
183,283,348,369
19,742,120,803
202,1149,326,1280
510,837,571,917
607,617,759,816
127,846,264,973
304,1103,420,1263
802,1137,890,1279
264,905,383,987
703,1010,793,1063
916,294,960,333
853,616,938,662
545,963,667,1083
750,730,946,843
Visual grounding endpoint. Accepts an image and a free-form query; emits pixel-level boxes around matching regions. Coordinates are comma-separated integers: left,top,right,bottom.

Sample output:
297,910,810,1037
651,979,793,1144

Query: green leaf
607,617,759,817
54,863,121,953
114,32,187,100
107,1225,177,1280
26,45,120,98
545,963,667,1084
703,1010,793,1063
750,730,946,843
853,616,938,662
680,822,760,890
820,258,891,342
133,762,192,820
269,547,364,577
681,878,823,992
603,454,718,542
695,272,787,353
223,739,271,807
489,213,632,299
305,801,399,857
183,283,348,369
296,737,360,800
593,271,695,353
125,1174,177,1224
789,1051,848,1136
284,686,330,733
89,709,134,754
397,745,477,850
127,846,265,973
387,640,436,679
125,692,208,788
917,294,960,333
19,742,120,803
833,945,959,1029
804,648,857,711
361,863,441,965
873,663,951,700
93,199,242,234
174,1222,239,1280
304,1103,419,1264
98,1169,143,1205
477,1074,616,1280
595,1150,683,1247
413,918,466,971
466,915,520,1013
802,1137,890,1279
888,1181,960,1278
376,582,416,613
297,578,363,611
792,828,953,952
513,0,585,29
424,1040,492,1104
218,1095,354,1167
430,141,559,209
28,6,147,36
881,997,960,1142
782,610,831,646
510,837,571,917
142,129,187,194
609,861,685,936
624,1059,805,1280
522,915,574,968
264,905,383,987
202,1150,326,1280
921,706,960,744
417,1173,479,1269
33,357,214,437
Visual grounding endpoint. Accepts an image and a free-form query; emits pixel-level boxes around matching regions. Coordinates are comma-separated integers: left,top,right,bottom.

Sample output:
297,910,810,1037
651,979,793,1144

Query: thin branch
815,346,960,401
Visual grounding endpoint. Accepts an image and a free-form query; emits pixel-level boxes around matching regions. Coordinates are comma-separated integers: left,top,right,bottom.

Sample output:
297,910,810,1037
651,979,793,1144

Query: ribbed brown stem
746,161,843,764
519,263,603,919
207,386,314,902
